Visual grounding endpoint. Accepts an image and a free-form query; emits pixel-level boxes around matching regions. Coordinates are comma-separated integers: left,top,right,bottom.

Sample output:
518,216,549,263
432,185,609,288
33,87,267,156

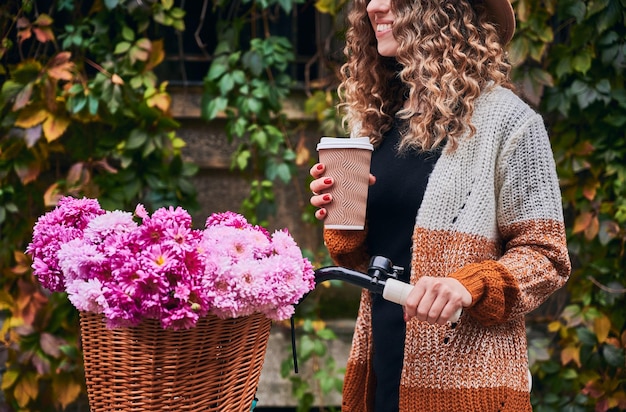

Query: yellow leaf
547,320,561,333
295,136,310,166
146,39,165,71
573,211,593,234
584,215,600,240
43,183,62,207
147,93,171,112
12,251,31,275
34,13,54,26
594,315,611,344
315,0,333,13
312,320,327,332
1,370,19,390
582,180,598,201
561,345,581,367
516,0,530,22
15,108,48,129
14,373,38,408
43,113,70,142
53,378,83,409
111,73,124,85
0,290,15,311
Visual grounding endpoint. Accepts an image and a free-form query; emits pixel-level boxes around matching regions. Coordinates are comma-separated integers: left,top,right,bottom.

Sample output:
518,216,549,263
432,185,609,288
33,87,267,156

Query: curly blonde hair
338,0,513,152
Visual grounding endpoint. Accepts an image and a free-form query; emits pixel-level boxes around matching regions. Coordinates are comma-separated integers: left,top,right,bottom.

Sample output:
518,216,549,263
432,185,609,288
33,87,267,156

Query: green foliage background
0,0,624,411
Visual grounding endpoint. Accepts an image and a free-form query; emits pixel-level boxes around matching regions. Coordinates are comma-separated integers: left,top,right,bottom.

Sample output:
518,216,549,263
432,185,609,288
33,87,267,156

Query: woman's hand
403,277,472,325
309,163,376,220
309,163,334,220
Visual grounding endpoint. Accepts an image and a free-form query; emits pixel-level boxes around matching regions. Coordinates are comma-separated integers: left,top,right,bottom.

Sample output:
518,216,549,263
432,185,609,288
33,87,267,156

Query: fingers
403,277,471,325
369,173,376,186
311,193,332,208
310,163,325,179
309,163,333,220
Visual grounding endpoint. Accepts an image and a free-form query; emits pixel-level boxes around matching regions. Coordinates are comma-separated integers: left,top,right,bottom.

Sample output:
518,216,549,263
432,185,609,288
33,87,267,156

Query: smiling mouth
377,23,392,32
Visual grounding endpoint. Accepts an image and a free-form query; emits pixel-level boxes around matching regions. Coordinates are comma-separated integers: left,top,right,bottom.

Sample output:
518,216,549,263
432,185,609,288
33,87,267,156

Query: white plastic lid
316,136,373,151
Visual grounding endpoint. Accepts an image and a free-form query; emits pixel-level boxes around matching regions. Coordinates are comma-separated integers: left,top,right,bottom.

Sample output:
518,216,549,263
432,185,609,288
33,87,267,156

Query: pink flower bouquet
27,196,315,330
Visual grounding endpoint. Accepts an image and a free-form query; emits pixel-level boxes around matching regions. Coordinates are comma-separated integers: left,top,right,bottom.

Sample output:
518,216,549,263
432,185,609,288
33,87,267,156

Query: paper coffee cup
316,137,374,230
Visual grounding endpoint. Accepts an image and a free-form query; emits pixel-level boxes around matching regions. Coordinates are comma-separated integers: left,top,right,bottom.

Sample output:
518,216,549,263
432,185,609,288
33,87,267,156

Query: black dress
366,120,440,412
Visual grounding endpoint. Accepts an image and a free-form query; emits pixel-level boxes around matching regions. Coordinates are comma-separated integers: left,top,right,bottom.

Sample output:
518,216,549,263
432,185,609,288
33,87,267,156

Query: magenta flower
27,197,315,330
27,197,105,292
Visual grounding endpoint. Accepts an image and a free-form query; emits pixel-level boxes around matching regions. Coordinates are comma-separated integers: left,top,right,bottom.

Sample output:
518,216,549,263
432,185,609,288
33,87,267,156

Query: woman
309,0,571,411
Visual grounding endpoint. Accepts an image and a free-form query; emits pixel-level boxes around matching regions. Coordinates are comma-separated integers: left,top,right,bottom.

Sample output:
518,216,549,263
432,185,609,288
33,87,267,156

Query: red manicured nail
324,178,332,184
317,164,324,170
319,209,326,216
323,195,331,201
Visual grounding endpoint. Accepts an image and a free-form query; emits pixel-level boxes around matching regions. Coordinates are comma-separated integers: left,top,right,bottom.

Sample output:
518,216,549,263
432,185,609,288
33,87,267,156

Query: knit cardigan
324,86,571,412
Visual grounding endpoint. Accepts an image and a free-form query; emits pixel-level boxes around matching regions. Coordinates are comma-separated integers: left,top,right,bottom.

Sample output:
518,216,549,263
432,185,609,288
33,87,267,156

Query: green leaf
235,150,251,170
299,335,315,359
114,41,131,54
206,57,228,81
126,129,148,149
316,328,337,340
219,73,235,94
242,50,264,76
555,56,572,79
572,52,592,74
576,327,598,346
276,163,291,183
201,96,228,120
250,129,268,149
563,0,586,23
245,98,262,114
88,95,99,116
602,344,625,367
121,26,134,42
104,0,119,9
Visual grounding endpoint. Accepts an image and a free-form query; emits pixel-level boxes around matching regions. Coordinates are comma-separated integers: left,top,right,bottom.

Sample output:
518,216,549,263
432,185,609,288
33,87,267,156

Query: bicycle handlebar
312,256,461,323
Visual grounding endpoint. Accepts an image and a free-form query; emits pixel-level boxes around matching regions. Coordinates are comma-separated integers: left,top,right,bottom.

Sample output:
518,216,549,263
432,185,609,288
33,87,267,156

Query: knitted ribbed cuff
448,261,492,306
449,260,518,325
323,228,367,255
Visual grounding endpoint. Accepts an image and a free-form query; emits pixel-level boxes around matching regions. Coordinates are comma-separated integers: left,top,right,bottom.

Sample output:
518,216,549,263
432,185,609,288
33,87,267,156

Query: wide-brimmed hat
480,0,516,44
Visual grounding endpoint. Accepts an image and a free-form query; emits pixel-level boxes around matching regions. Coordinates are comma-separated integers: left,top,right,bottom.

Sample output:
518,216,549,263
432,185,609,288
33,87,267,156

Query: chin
377,45,398,57
378,50,398,57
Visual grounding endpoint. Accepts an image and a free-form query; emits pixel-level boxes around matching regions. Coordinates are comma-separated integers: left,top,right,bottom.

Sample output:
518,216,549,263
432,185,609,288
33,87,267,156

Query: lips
376,23,392,32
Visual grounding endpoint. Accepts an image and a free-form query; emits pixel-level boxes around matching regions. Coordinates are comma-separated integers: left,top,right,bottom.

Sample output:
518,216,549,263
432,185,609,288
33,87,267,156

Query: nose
366,0,391,13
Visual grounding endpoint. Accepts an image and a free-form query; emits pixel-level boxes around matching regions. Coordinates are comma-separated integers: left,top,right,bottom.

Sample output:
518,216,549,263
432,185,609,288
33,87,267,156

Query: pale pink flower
27,198,315,329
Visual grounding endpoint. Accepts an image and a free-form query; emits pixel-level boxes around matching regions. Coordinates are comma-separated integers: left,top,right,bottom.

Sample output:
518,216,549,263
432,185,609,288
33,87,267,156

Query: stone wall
172,88,324,252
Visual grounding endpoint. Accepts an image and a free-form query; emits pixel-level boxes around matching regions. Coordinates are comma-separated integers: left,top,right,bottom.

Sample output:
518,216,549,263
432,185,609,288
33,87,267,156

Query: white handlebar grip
382,278,462,323
382,278,413,305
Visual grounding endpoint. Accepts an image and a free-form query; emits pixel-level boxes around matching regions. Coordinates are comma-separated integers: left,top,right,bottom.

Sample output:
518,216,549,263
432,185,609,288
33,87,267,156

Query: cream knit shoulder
417,86,563,239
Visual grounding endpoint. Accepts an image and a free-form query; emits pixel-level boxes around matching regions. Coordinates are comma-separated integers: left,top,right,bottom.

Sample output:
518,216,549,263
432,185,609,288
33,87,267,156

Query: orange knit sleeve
323,228,370,272
449,260,520,326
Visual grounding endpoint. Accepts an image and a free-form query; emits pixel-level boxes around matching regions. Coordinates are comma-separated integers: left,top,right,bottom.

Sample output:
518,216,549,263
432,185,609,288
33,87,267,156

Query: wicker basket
79,311,272,412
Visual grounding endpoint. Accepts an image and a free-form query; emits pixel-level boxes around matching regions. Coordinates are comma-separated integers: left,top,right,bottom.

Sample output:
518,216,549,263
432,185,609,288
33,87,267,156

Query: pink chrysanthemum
27,197,105,292
27,198,315,330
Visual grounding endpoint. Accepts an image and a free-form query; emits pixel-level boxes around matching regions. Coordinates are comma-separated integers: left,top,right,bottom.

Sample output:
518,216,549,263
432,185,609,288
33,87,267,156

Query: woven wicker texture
80,312,272,411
